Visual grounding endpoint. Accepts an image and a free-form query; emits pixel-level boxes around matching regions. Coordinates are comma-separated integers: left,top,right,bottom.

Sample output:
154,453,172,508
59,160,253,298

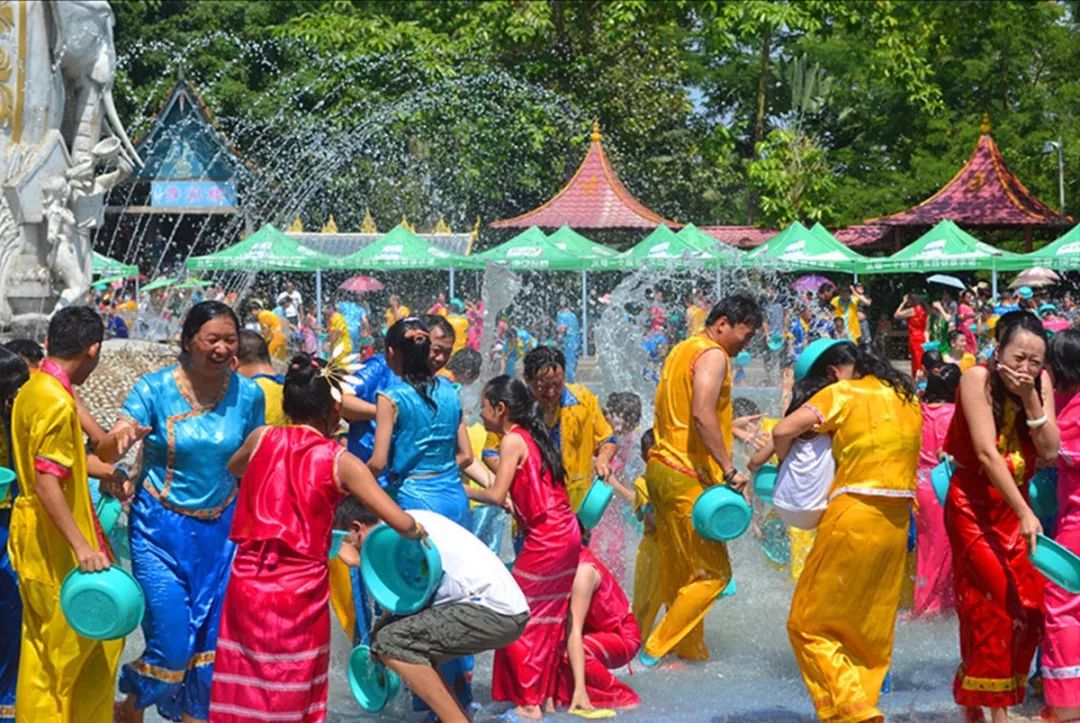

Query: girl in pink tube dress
913,363,960,617
1042,329,1080,720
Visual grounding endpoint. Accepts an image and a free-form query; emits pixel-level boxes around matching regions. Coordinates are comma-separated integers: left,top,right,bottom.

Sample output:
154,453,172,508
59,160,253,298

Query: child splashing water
210,353,423,722
590,392,642,587
469,375,582,720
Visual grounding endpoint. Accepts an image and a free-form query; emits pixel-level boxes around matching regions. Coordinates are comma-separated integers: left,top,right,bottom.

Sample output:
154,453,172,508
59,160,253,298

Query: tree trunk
747,25,772,225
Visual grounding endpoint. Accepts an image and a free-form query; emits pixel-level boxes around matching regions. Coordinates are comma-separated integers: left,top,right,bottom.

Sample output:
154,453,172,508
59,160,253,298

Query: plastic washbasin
692,485,752,541
360,525,443,615
60,566,145,640
347,644,401,712
577,478,614,530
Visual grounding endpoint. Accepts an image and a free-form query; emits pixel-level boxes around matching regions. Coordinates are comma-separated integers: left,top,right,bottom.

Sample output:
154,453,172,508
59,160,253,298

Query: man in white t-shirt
336,500,528,723
276,281,302,325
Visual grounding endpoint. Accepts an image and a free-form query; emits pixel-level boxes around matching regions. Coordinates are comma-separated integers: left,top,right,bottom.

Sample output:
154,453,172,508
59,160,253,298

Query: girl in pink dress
210,354,420,722
1043,328,1080,722
470,375,582,720
913,363,961,617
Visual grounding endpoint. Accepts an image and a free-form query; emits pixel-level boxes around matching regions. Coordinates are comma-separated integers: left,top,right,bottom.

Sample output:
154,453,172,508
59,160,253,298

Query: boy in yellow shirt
8,307,130,721
631,429,661,636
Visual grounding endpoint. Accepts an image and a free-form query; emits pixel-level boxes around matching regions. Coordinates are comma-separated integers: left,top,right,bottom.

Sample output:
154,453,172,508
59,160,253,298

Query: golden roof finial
590,120,602,143
466,217,481,255
433,215,452,234
321,214,338,234
401,215,415,233
980,113,991,135
360,208,377,234
286,215,303,233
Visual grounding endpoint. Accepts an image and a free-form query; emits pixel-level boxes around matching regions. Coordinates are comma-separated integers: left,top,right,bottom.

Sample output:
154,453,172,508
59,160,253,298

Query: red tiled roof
698,225,775,249
833,224,890,247
490,123,679,229
866,124,1066,227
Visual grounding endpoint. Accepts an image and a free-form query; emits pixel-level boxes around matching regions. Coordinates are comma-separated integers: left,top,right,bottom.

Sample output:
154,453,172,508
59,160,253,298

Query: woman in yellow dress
772,339,921,723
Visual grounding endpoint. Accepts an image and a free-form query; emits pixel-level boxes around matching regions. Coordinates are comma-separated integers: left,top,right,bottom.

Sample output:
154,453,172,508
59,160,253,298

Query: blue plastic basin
347,644,401,712
577,478,614,530
60,566,145,640
754,464,778,505
692,485,751,541
1029,534,1080,594
360,525,443,615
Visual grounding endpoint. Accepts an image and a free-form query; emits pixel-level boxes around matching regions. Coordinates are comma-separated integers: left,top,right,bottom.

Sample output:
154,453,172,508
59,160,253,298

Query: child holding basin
468,374,582,721
209,352,423,723
336,499,529,723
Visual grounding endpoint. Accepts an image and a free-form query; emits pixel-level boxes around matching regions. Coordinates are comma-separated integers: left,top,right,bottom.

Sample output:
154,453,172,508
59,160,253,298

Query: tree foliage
109,0,1080,240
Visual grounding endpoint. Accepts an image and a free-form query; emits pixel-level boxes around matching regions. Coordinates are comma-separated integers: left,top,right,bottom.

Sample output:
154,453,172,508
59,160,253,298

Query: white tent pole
991,261,998,302
450,267,456,299
580,269,588,358
316,268,324,328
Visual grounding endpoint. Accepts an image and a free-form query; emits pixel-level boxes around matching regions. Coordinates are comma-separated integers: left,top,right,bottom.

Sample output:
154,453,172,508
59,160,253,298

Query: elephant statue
46,0,141,172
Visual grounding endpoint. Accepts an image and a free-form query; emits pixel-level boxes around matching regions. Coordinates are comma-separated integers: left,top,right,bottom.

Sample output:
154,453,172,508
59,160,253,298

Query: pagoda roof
490,122,679,230
866,117,1066,227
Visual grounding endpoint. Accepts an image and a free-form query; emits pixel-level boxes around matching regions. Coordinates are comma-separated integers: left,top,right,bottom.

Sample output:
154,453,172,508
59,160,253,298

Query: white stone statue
0,0,141,328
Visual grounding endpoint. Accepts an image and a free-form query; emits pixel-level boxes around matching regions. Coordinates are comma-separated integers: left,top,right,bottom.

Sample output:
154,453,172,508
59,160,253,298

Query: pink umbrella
1008,267,1060,289
791,275,833,294
339,275,384,293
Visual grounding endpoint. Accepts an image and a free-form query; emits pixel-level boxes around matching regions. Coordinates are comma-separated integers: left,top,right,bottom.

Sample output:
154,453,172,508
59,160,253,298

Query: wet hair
908,293,929,312
334,496,380,530
3,338,44,365
236,329,272,365
922,350,944,374
786,376,834,416
46,306,104,359
732,397,761,419
445,348,481,385
386,317,436,409
987,311,1047,436
705,293,764,330
1048,328,1080,392
924,363,961,404
524,345,565,381
423,314,455,342
605,392,642,430
808,341,917,404
483,375,566,484
0,346,29,414
180,301,239,360
948,329,966,346
282,353,334,423
640,427,655,460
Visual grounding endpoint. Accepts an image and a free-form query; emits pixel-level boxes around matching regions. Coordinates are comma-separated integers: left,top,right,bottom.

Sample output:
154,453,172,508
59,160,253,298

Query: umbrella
339,275,384,293
140,277,177,292
926,274,966,290
791,275,833,293
1009,267,1060,289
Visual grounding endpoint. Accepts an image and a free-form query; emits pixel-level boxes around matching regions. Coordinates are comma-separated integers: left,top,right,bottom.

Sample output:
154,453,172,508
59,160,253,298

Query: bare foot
516,704,543,720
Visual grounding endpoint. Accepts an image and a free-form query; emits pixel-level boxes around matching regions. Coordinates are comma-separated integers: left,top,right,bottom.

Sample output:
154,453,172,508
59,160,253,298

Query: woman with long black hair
944,311,1058,723
471,375,581,721
772,339,922,722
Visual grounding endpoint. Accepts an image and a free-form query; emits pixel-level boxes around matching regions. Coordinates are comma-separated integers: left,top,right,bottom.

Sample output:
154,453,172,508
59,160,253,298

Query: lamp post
1044,138,1066,221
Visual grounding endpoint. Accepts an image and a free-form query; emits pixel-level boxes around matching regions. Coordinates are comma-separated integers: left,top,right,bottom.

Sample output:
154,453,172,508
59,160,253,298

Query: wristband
1026,414,1049,429
722,468,737,485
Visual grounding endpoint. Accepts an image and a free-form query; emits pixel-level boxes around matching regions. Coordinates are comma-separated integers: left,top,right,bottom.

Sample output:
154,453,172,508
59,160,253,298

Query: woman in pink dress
1043,328,1080,722
913,363,961,617
210,353,420,722
470,375,582,720
958,290,978,354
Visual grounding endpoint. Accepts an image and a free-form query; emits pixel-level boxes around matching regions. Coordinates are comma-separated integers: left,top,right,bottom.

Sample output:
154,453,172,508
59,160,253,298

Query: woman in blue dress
0,347,29,723
101,302,263,723
369,317,475,712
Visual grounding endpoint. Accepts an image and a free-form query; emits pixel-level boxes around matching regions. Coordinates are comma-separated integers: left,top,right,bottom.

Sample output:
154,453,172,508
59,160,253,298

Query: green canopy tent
862,219,1028,296
477,226,585,270
677,222,746,293
92,252,138,278
747,221,868,274
188,223,336,323
333,223,480,306
546,225,621,357
1024,224,1080,270
615,224,715,270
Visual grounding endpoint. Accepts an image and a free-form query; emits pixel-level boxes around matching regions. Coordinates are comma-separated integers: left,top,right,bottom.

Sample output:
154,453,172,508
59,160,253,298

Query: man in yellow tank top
641,293,763,665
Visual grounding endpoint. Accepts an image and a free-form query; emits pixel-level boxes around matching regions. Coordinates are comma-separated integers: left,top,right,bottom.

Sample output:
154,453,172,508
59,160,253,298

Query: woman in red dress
555,546,641,713
470,375,582,721
895,292,931,376
210,353,421,722
944,312,1059,723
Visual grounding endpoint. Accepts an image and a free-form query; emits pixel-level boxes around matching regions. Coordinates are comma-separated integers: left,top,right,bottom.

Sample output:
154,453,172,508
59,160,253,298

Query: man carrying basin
336,498,529,723
484,346,617,513
639,293,763,665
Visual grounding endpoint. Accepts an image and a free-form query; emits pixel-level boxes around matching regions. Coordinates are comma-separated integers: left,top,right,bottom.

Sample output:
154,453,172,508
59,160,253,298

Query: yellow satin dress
644,334,734,661
8,368,122,722
258,309,288,361
787,375,921,722
631,475,662,636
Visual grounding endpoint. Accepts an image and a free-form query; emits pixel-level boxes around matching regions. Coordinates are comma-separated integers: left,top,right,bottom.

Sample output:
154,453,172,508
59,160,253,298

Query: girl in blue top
103,302,264,723
369,317,475,713
369,317,472,527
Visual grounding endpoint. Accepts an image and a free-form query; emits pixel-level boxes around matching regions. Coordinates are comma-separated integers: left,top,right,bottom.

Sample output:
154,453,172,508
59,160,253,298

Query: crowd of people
0,273,1078,723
